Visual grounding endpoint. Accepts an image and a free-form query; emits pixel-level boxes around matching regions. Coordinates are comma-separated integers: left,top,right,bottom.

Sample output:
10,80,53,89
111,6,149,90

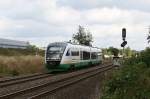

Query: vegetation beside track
101,48,150,99
0,46,46,76
0,55,45,76
0,47,44,56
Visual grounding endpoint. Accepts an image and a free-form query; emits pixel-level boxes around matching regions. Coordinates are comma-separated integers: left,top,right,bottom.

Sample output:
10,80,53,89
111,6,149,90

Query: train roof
48,42,67,47
48,42,101,50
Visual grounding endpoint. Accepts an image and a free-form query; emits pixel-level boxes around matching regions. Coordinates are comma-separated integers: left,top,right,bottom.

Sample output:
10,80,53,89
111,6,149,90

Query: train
45,42,102,72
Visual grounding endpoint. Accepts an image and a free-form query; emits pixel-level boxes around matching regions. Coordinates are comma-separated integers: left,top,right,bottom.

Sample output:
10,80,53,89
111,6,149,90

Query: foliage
101,48,150,99
140,47,150,66
124,47,132,57
147,30,150,44
72,25,93,46
102,48,110,55
124,47,150,67
102,63,150,99
102,47,136,58
108,47,119,56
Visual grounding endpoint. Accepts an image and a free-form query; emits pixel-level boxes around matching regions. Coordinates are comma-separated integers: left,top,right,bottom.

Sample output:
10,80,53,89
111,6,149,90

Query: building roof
0,38,29,47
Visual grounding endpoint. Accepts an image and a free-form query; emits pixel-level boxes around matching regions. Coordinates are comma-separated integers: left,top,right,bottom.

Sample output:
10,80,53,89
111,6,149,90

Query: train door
71,48,80,66
64,48,72,63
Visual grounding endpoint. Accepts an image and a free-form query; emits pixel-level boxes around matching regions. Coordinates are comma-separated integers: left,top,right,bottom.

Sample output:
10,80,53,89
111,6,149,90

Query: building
0,38,29,49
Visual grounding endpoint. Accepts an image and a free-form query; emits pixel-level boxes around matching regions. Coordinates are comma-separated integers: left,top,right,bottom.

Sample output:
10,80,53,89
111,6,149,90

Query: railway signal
121,28,127,47
122,28,126,41
121,40,127,47
121,28,127,58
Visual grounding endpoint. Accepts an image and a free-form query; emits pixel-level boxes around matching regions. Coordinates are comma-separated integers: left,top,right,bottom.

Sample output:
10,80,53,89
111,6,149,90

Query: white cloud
0,18,13,30
58,0,150,12
0,0,149,50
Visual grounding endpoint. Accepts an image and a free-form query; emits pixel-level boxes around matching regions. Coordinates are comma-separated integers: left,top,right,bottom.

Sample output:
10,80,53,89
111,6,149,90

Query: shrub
101,63,150,99
101,48,150,99
140,48,150,66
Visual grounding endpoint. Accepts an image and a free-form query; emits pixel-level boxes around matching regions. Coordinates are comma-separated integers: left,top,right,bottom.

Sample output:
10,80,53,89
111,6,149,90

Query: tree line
102,47,138,57
72,25,139,57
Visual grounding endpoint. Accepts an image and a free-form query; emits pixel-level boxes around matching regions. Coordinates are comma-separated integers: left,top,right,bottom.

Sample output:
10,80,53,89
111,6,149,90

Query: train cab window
66,49,70,56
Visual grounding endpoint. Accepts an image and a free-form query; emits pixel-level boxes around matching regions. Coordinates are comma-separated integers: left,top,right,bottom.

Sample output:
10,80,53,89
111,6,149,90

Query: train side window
83,51,90,60
91,52,97,59
80,51,83,60
70,48,79,56
71,51,79,56
66,49,70,56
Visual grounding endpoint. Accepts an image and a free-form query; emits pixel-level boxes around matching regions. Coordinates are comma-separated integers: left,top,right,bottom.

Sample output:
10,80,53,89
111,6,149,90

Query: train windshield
46,46,65,60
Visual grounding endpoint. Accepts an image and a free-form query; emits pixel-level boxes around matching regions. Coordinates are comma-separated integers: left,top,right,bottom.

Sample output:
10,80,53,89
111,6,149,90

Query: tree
147,27,150,44
102,48,108,55
124,47,132,57
72,25,93,46
108,47,119,56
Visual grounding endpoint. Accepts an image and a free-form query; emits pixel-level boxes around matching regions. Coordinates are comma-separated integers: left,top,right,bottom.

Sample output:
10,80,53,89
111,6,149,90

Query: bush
101,48,150,99
140,48,150,66
101,63,150,99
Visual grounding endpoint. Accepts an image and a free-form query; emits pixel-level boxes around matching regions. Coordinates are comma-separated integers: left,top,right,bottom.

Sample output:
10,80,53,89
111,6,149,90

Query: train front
45,42,67,72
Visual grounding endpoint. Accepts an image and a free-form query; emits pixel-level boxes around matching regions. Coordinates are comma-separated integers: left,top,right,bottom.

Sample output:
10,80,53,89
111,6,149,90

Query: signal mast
121,28,127,58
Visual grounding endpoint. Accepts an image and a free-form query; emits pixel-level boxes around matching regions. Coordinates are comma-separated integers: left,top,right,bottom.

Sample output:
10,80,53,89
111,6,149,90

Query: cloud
58,0,150,12
0,0,149,50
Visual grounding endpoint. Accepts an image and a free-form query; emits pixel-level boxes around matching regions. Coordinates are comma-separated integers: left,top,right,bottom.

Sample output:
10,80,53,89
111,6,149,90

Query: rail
0,63,114,99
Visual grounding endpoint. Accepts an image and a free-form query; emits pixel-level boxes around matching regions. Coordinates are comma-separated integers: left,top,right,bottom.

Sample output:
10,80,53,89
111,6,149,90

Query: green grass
0,47,44,56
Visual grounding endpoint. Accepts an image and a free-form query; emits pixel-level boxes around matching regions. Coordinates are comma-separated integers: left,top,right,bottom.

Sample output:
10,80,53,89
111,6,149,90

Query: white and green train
45,42,102,72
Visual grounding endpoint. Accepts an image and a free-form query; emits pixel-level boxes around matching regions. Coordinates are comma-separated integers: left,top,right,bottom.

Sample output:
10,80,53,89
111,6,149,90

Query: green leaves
101,48,150,99
108,47,119,56
72,25,93,46
147,30,150,44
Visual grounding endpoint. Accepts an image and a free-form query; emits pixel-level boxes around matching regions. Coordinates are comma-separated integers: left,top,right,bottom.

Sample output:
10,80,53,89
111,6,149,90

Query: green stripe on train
45,60,101,72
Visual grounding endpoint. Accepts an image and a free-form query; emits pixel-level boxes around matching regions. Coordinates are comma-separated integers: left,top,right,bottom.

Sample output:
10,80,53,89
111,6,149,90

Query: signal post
121,28,127,59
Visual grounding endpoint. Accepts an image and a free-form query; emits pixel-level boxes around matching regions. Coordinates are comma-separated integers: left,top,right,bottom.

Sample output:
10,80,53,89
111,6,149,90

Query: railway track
0,63,114,99
0,73,51,88
29,64,113,99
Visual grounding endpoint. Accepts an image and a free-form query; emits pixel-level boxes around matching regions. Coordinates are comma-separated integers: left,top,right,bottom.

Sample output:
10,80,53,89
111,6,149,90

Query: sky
0,0,150,50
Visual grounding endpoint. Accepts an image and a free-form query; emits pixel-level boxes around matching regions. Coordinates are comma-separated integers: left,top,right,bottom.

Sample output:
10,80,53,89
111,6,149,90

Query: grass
0,55,46,76
0,47,44,56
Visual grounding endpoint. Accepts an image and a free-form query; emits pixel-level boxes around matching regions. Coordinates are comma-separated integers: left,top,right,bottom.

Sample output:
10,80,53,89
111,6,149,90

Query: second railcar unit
45,42,102,72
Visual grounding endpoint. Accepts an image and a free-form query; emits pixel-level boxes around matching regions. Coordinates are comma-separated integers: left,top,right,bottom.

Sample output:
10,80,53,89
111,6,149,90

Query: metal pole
123,46,125,64
123,46,124,58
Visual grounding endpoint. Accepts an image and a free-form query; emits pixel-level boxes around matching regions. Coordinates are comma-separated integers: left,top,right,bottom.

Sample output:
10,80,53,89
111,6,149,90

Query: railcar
45,42,102,72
